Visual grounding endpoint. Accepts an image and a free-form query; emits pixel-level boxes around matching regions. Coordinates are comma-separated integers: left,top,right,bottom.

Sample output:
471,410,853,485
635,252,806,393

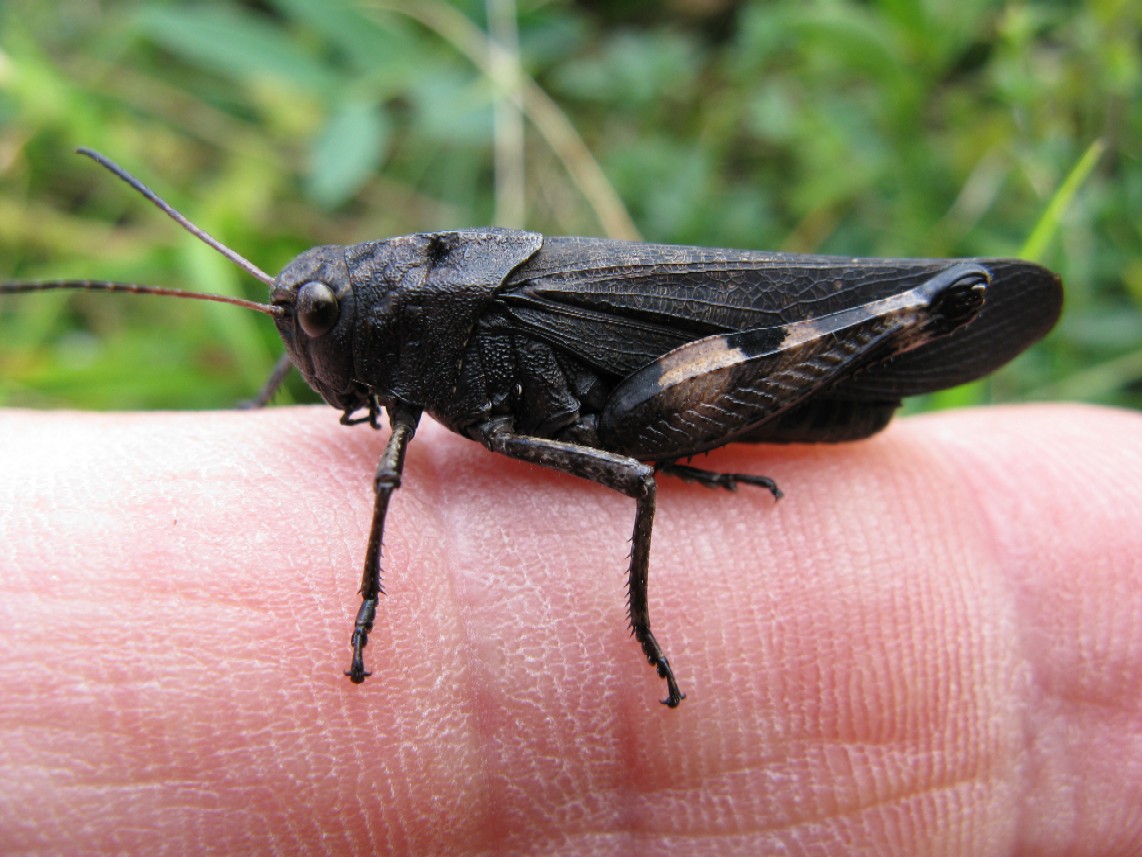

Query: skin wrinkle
270,417,362,669
921,415,1058,840
882,426,1014,838
749,436,991,841
422,431,612,854
558,482,637,840
268,415,433,853
431,436,508,855
914,407,1142,854
679,766,990,843
606,475,704,844
385,423,506,855
619,481,774,832
601,484,648,851
874,434,964,754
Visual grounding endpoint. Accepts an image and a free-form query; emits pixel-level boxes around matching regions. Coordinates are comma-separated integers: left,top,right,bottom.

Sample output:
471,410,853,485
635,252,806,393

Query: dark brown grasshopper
1,150,1063,706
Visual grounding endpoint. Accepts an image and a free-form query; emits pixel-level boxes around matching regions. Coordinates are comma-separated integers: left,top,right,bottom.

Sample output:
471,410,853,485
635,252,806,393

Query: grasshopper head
272,245,371,415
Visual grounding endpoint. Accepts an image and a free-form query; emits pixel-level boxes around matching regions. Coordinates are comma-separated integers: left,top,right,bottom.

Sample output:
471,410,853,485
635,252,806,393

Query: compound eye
296,281,339,338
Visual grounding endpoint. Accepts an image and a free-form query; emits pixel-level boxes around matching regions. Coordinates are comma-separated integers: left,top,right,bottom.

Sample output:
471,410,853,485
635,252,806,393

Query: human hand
1,404,1139,855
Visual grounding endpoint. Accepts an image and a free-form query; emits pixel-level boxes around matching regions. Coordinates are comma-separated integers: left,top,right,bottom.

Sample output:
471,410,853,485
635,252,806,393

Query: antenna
0,149,283,318
77,148,275,286
0,279,281,316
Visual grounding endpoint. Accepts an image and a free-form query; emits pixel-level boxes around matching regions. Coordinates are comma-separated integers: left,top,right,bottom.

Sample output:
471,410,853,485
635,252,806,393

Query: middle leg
472,422,685,707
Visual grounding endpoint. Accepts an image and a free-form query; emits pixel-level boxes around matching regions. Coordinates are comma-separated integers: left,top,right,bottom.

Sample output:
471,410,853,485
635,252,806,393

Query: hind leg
656,462,782,499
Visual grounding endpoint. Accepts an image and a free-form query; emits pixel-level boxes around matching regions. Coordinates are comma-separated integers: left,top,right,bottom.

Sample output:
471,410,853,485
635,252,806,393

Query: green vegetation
1,0,1138,411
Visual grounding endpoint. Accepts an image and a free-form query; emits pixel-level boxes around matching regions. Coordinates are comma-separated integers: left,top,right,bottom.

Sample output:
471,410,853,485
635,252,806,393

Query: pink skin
1,404,1139,855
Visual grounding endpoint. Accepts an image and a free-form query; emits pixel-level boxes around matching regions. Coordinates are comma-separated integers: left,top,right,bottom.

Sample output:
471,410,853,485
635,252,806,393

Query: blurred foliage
0,0,1139,412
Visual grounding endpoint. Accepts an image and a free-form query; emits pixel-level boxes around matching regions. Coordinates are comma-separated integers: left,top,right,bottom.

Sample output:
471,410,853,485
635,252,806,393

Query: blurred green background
0,0,1138,412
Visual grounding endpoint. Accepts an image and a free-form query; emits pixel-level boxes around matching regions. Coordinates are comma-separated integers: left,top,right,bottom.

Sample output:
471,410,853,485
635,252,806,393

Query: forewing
597,264,989,458
495,239,1061,395
836,259,1062,399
